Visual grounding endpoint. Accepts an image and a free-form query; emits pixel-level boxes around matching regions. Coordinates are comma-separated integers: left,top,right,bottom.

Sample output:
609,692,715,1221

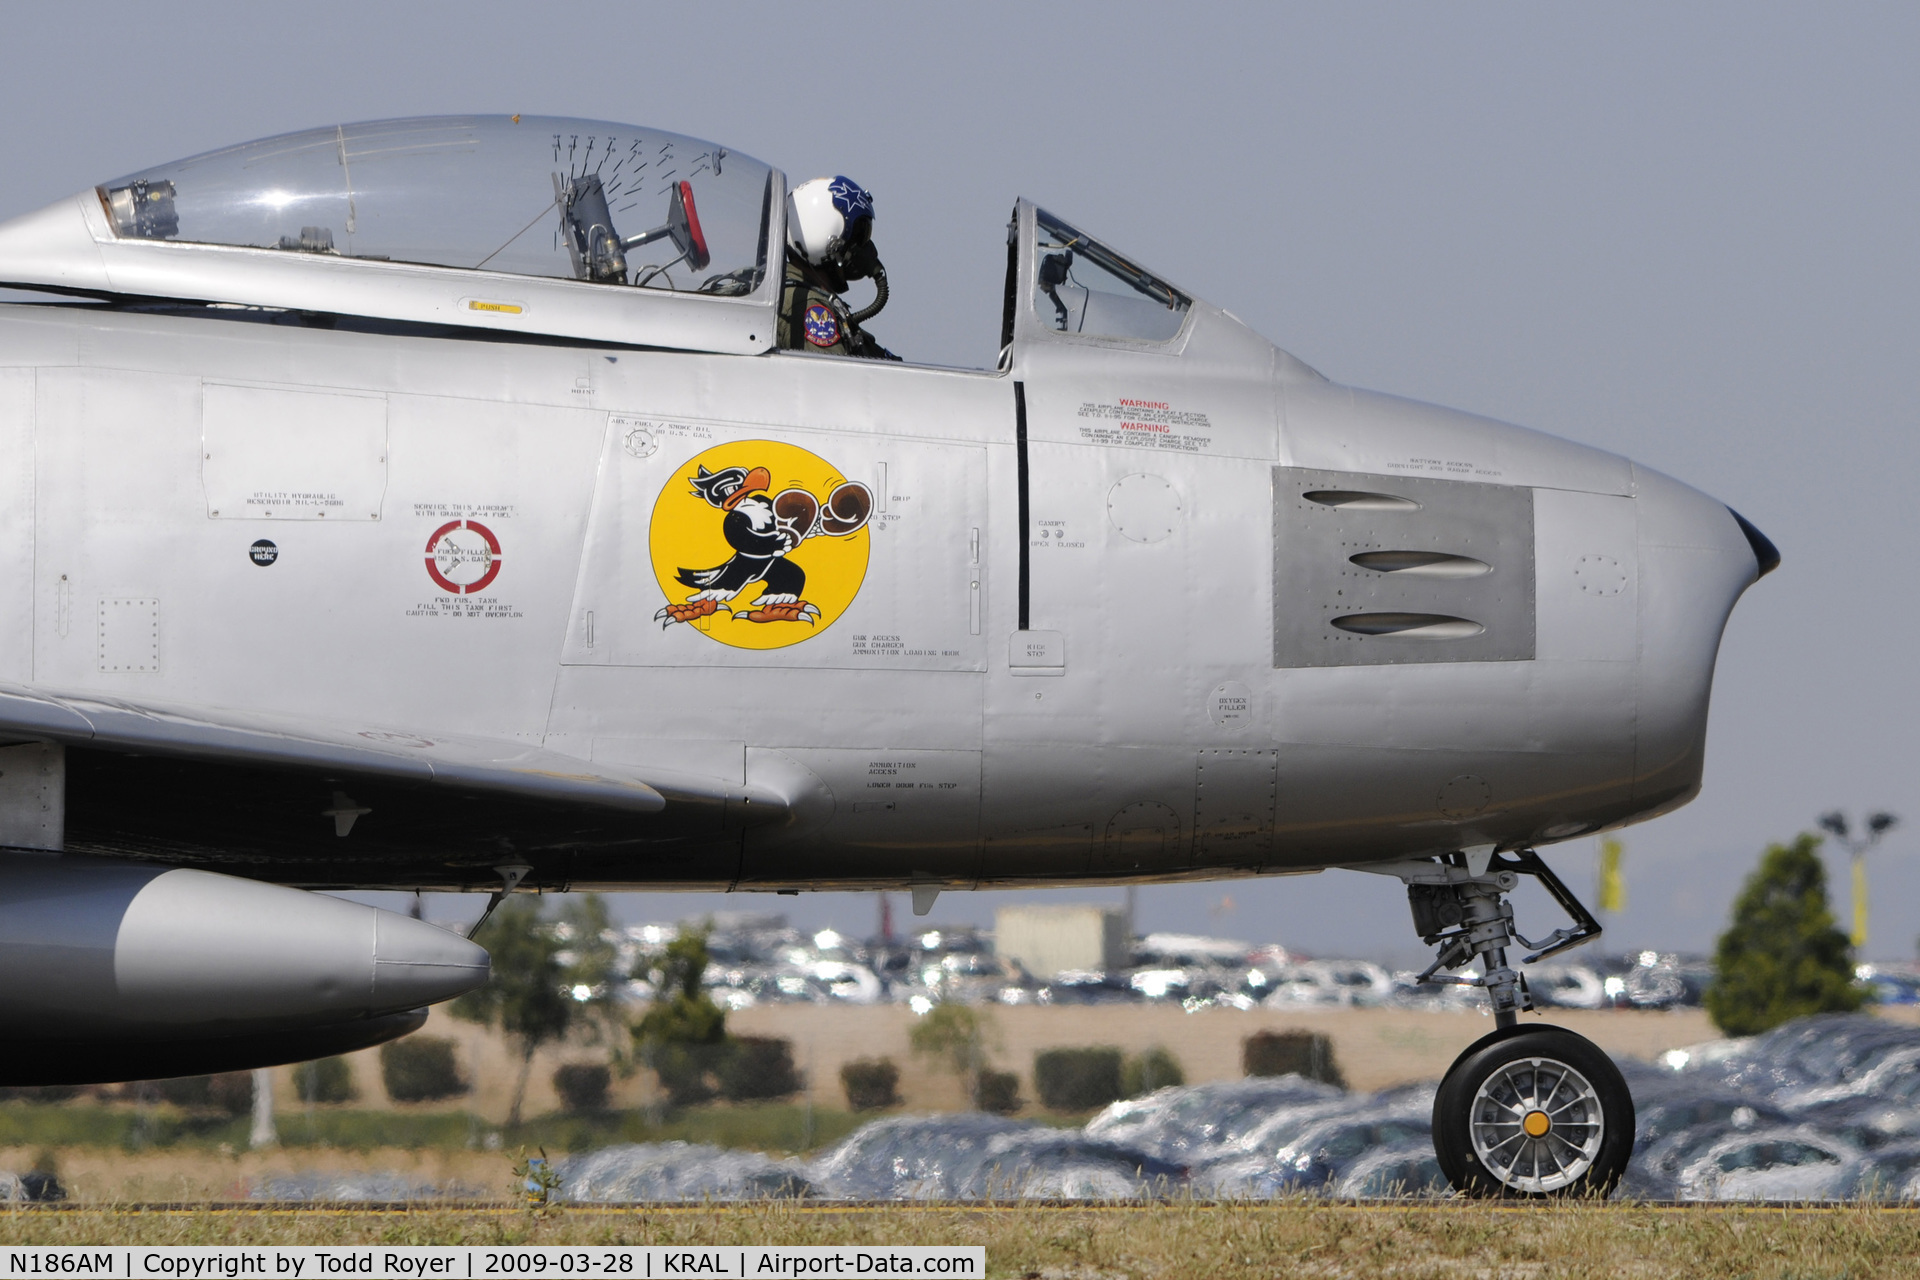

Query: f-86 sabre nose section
1627,463,1775,820
1260,367,1773,862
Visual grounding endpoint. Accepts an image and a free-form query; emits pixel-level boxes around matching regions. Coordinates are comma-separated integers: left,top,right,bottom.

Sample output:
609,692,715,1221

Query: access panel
0,370,30,682
1273,467,1535,668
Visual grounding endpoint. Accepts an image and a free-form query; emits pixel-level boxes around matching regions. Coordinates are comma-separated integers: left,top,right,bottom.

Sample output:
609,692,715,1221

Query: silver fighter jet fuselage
0,117,1770,1130
0,244,1766,895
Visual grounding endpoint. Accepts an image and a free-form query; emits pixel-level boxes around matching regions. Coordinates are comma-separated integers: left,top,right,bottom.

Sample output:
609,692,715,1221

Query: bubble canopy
0,117,788,352
102,116,774,294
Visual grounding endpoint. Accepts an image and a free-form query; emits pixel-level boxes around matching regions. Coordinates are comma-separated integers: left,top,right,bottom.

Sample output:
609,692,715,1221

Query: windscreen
99,116,774,296
1032,207,1189,342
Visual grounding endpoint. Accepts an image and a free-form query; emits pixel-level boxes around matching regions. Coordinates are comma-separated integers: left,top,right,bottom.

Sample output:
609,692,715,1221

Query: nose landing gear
1360,849,1635,1197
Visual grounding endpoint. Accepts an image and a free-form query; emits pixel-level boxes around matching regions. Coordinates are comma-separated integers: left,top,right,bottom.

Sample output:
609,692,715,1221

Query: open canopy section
100,116,775,296
1030,206,1191,343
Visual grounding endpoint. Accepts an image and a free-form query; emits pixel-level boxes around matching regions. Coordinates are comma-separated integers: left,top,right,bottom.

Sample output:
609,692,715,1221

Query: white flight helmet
786,176,875,266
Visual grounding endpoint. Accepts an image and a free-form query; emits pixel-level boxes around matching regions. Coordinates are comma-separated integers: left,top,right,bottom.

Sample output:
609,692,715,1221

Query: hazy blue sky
4,4,1914,963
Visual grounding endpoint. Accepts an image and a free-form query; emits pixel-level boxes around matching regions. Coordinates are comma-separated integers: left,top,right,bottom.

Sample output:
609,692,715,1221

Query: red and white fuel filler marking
424,519,502,594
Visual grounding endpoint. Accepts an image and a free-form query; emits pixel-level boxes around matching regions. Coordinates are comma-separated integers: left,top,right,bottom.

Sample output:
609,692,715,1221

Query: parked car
1675,1127,1862,1201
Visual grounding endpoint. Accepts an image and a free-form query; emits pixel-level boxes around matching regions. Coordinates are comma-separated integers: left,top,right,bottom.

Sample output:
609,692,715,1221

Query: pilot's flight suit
777,259,897,359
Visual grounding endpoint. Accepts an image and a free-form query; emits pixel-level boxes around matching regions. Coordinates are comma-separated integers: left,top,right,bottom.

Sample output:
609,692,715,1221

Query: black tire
1432,1023,1635,1198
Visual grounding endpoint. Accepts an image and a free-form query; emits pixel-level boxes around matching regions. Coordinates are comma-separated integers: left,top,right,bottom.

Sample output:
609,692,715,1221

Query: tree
631,923,730,1106
908,1003,1003,1109
452,894,621,1126
552,894,623,1010
1705,832,1867,1037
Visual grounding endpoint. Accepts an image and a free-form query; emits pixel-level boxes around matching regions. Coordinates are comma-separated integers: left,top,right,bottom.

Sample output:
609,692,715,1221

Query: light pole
1817,810,1899,950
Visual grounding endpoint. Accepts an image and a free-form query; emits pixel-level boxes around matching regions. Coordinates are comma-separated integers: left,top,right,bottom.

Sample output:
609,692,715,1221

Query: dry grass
0,1201,1914,1278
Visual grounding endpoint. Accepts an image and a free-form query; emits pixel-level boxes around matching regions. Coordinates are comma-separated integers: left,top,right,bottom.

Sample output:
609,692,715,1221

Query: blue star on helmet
828,176,874,225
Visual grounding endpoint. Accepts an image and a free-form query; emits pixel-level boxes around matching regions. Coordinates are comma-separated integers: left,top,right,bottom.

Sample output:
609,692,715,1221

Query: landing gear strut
1363,849,1635,1197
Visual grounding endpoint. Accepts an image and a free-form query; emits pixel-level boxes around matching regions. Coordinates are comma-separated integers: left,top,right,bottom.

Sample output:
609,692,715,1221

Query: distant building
995,904,1130,978
1135,932,1260,967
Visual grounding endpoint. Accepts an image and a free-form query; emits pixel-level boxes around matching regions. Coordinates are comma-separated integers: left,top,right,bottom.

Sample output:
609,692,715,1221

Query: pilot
779,176,899,360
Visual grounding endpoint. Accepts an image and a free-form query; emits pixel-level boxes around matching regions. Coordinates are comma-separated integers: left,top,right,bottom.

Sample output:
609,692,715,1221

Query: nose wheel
1433,1023,1634,1197
1354,846,1635,1198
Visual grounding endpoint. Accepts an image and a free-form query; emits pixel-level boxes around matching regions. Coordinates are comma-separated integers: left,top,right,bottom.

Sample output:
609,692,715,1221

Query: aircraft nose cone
371,912,491,1009
1726,508,1781,578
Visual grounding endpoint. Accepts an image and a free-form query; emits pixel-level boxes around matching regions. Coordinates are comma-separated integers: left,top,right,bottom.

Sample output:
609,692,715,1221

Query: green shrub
207,1072,254,1116
718,1037,801,1102
840,1058,901,1111
380,1037,467,1103
144,1077,210,1109
1706,832,1868,1036
293,1057,357,1105
553,1063,611,1113
975,1069,1022,1115
1122,1046,1186,1097
0,1086,82,1104
1033,1047,1124,1112
1243,1030,1345,1087
136,1074,252,1115
649,1042,727,1108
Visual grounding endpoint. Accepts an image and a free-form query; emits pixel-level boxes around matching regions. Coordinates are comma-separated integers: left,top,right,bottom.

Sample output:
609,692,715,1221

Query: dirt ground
727,1004,1728,1109
0,1144,516,1203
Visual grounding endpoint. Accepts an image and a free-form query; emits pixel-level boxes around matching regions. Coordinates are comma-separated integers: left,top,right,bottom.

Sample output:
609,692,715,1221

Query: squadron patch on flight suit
803,302,841,348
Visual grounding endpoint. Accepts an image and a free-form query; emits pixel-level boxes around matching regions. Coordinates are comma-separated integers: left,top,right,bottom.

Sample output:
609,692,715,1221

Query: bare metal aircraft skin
0,302,1757,890
0,117,1770,1188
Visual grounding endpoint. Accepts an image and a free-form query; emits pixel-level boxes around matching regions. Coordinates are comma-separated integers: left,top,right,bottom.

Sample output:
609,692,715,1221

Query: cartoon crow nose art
654,459,874,629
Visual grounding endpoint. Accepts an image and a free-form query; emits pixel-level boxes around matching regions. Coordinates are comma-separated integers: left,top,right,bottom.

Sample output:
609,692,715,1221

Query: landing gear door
563,416,987,671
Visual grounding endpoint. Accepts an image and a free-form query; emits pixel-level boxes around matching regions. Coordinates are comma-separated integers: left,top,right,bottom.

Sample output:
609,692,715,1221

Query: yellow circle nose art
649,439,873,650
